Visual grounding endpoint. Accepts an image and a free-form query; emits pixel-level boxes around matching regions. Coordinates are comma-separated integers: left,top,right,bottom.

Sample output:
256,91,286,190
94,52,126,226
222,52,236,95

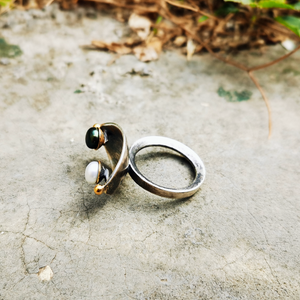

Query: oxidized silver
85,122,129,195
128,136,206,199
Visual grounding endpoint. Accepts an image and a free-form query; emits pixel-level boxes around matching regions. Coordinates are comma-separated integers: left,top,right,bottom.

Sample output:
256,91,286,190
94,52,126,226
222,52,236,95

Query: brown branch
173,18,299,138
172,21,273,136
164,0,218,20
85,0,159,13
164,0,199,12
249,44,300,72
158,6,248,70
248,71,272,138
181,27,249,71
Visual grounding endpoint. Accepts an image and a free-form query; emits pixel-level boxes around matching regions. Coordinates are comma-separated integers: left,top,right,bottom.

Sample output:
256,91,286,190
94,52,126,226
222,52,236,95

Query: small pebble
0,58,10,65
282,40,296,51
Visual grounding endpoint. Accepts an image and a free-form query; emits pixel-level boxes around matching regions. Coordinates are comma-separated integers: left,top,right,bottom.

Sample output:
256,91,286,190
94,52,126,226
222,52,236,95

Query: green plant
0,0,11,7
225,0,300,36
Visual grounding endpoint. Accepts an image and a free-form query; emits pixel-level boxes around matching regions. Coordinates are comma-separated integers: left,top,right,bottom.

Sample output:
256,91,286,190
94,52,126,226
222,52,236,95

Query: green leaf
74,89,83,94
258,0,295,9
226,0,300,9
294,2,300,10
0,0,11,6
153,16,163,34
215,3,239,16
224,0,253,5
198,16,208,22
275,16,300,36
155,16,163,24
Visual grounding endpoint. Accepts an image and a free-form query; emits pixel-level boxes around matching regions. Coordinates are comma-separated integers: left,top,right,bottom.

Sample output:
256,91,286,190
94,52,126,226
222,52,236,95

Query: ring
84,124,206,199
128,136,206,199
84,122,129,195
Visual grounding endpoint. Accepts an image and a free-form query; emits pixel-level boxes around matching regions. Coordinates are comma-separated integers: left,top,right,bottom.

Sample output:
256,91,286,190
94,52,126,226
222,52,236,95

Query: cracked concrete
0,5,300,299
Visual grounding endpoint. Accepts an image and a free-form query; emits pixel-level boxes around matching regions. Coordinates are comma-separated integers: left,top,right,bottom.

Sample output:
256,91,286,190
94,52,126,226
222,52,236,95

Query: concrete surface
0,5,300,299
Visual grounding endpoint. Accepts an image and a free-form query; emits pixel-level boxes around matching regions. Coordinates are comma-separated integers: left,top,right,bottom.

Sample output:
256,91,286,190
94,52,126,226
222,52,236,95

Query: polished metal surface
97,122,129,195
128,136,206,199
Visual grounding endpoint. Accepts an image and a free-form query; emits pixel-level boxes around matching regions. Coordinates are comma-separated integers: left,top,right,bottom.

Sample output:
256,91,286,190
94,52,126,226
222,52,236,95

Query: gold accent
93,124,105,150
94,184,105,195
96,161,101,183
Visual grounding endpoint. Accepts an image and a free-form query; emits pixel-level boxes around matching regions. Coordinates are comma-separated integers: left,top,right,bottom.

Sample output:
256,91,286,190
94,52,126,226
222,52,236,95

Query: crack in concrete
139,231,157,243
8,275,26,291
20,236,28,275
247,209,288,296
122,267,136,300
1,8,300,298
219,248,252,270
70,240,116,252
2,229,57,276
23,196,31,233
3,231,55,251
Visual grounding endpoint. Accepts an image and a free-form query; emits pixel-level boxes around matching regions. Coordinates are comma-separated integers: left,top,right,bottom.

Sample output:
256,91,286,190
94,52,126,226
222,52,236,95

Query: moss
217,87,252,102
0,38,22,58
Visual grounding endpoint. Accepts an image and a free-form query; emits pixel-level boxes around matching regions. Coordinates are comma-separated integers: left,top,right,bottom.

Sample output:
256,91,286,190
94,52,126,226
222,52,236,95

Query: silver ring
128,136,206,199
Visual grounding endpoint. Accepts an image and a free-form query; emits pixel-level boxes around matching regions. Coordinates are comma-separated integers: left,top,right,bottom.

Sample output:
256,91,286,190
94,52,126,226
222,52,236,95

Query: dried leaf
186,39,196,61
124,37,140,47
128,13,152,40
133,46,158,61
173,36,187,46
250,39,265,47
92,41,132,54
133,37,162,62
148,37,162,53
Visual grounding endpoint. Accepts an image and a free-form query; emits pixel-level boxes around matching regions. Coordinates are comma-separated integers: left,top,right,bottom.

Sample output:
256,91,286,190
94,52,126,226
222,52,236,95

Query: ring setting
84,122,129,195
85,123,105,150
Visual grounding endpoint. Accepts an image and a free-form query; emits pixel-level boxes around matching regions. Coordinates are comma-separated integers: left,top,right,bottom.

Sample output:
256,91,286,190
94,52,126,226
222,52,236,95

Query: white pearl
85,161,99,184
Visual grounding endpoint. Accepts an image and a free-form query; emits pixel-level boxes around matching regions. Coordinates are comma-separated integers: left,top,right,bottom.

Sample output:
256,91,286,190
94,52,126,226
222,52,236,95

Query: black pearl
85,127,99,149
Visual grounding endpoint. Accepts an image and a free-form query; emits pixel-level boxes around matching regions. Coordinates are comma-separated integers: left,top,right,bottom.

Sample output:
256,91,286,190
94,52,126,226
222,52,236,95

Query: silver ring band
128,136,206,199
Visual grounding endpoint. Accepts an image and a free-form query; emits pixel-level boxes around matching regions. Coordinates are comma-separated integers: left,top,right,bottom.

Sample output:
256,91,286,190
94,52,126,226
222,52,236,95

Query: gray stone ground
0,5,300,299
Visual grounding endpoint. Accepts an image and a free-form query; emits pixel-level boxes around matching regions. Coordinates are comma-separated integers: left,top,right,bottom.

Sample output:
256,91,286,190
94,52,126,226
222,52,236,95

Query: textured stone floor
0,5,300,299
